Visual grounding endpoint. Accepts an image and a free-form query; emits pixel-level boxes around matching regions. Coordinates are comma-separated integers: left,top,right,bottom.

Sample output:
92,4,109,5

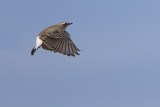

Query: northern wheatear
31,22,80,56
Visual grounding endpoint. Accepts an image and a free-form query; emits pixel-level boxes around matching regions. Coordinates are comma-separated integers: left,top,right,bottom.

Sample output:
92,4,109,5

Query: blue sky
0,0,160,107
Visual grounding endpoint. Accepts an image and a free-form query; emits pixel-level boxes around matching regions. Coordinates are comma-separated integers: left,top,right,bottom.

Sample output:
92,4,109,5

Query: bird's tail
31,48,36,56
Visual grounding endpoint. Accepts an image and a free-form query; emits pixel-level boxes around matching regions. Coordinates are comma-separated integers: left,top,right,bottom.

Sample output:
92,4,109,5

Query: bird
31,22,80,57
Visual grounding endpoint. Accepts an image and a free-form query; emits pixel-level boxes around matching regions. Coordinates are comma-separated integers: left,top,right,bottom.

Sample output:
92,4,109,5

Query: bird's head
58,22,73,29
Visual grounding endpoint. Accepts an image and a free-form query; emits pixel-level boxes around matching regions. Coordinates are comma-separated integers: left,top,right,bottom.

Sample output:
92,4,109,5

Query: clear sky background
0,0,160,107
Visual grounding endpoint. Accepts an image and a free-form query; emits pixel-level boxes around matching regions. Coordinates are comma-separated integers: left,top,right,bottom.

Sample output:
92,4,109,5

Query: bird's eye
63,23,67,26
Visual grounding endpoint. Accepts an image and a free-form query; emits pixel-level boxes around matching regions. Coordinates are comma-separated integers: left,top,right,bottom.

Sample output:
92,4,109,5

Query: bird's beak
68,23,73,25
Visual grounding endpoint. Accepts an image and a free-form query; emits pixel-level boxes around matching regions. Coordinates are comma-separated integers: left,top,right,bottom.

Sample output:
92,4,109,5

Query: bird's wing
40,28,80,56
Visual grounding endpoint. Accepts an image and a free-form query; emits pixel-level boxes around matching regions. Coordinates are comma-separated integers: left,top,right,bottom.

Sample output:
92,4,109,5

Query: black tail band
31,48,36,55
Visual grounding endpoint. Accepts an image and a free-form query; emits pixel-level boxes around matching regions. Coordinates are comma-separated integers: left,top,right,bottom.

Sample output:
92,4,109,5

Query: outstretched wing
40,27,80,56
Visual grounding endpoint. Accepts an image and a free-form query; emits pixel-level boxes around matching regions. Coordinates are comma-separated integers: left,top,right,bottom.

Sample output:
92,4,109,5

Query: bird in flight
31,22,80,57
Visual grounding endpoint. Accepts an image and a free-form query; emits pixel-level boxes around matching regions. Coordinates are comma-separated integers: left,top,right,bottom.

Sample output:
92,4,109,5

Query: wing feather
68,40,75,56
53,39,62,52
57,40,63,53
40,27,80,56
